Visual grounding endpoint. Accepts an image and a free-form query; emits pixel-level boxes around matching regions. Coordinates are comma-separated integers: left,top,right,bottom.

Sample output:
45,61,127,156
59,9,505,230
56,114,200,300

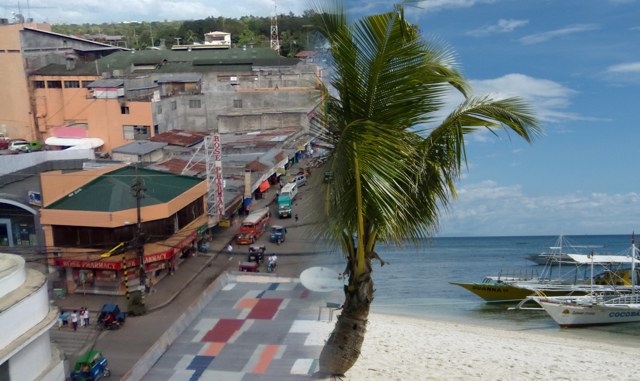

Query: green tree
314,1,540,376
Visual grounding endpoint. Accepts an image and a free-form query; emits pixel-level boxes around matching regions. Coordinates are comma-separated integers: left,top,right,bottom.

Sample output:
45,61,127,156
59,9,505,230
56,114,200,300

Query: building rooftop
44,166,202,212
150,130,207,147
113,141,168,155
30,47,301,77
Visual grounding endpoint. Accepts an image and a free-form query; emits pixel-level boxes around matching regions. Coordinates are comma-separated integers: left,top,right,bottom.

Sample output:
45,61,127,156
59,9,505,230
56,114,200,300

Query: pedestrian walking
70,310,78,331
82,307,90,326
227,243,233,256
79,308,86,327
294,214,299,223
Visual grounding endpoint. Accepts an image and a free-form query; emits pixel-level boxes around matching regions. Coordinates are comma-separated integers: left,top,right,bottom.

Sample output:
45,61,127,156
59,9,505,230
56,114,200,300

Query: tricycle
239,261,259,272
97,303,126,330
70,350,110,381
269,225,287,244
248,245,266,263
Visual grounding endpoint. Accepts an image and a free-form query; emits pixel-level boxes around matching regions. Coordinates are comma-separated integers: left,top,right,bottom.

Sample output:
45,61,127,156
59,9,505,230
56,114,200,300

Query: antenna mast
270,0,280,52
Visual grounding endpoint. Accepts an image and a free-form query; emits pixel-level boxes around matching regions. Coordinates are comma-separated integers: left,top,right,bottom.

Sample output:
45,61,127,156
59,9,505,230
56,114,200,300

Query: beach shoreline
341,312,640,381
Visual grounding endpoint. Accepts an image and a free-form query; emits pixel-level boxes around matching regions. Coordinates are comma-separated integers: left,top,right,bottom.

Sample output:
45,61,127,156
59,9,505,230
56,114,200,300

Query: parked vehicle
70,350,111,381
269,225,287,244
289,174,307,187
9,139,42,152
97,304,126,330
236,208,270,244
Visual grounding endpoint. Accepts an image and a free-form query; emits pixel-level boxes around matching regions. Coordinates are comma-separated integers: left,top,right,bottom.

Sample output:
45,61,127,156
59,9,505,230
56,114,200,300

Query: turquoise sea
314,234,640,348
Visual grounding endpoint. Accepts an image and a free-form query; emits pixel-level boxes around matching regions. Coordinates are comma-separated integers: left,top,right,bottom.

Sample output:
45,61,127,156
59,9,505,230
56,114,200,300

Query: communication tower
270,1,280,52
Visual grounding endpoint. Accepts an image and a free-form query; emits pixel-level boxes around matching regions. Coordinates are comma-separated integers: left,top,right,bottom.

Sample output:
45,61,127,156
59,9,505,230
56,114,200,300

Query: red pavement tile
201,319,244,342
246,298,282,320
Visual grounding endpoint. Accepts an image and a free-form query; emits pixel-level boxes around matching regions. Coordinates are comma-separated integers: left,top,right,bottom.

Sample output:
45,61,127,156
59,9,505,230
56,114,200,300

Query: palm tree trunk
319,258,374,376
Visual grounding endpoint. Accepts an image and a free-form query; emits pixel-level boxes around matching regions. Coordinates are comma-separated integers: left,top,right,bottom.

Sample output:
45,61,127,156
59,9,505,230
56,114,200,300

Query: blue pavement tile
187,355,214,381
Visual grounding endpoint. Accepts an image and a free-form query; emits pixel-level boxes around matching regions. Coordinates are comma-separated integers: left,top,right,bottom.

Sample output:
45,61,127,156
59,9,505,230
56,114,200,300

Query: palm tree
314,1,541,376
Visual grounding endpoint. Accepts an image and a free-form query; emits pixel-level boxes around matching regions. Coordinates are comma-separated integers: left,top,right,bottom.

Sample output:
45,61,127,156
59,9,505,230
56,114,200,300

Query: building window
33,80,45,89
171,101,177,110
123,125,150,140
82,81,93,88
233,99,242,108
47,80,62,89
189,99,201,109
121,105,130,114
64,80,80,88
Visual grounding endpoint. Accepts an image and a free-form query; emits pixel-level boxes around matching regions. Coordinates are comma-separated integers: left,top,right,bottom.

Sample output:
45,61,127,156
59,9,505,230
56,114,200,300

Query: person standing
82,308,90,327
70,310,78,331
79,308,85,327
227,243,233,256
294,214,299,223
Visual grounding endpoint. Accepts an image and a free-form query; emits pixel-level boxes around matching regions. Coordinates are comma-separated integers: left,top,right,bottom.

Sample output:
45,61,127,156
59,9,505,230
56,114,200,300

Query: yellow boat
452,253,639,303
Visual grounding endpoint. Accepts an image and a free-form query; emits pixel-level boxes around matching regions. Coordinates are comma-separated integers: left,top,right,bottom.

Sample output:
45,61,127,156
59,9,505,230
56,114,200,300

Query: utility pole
132,165,146,309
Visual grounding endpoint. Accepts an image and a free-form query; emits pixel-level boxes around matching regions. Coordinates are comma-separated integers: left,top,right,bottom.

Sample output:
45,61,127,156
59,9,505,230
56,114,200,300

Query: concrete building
0,22,126,141
27,44,322,153
38,164,208,295
0,253,64,381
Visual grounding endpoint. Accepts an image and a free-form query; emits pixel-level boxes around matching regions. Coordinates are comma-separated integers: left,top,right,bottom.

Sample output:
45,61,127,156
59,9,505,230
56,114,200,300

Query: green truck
277,182,298,218
277,194,292,218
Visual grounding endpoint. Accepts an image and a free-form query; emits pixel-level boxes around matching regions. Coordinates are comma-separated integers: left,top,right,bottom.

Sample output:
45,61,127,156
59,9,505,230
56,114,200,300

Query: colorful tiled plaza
142,275,340,381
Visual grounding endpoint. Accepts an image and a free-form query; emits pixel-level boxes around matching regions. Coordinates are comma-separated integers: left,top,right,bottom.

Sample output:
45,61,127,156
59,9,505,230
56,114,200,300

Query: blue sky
8,0,640,237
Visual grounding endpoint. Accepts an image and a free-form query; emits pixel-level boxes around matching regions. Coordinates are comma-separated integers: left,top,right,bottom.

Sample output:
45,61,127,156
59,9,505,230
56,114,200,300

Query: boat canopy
566,253,638,264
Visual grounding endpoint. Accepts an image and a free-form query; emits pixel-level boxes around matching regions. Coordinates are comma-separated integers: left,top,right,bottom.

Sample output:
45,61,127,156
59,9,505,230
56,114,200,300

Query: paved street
51,159,345,380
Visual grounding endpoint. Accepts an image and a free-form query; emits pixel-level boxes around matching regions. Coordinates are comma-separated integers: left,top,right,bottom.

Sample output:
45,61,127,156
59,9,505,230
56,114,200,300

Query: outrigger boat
526,235,604,265
532,238,640,327
451,253,638,303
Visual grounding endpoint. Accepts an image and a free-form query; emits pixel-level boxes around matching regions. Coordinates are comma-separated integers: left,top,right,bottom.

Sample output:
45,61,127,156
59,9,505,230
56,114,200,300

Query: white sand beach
342,313,640,381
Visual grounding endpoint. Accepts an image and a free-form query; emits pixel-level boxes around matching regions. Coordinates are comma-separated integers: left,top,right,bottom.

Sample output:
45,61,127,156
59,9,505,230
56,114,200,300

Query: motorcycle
267,259,277,273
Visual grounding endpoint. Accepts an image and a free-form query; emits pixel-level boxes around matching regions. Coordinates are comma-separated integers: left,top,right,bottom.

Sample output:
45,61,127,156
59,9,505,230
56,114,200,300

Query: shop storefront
54,229,199,295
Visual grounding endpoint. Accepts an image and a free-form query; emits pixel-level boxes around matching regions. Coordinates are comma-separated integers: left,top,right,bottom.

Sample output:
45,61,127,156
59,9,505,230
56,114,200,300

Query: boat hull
450,282,578,303
535,297,640,327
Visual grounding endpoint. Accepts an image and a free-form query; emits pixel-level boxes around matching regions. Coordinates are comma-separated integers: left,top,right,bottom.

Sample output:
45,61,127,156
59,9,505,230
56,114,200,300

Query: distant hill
52,11,320,57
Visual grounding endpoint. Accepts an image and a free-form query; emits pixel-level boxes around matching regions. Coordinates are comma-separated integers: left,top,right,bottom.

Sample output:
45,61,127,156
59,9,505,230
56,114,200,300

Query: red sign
212,133,224,216
55,232,197,269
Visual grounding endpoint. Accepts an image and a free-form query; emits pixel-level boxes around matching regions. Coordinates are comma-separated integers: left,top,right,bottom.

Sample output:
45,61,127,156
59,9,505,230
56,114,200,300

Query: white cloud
413,0,497,12
606,62,640,73
468,18,529,36
425,74,582,143
519,24,600,45
18,0,308,24
438,181,640,236
470,74,582,123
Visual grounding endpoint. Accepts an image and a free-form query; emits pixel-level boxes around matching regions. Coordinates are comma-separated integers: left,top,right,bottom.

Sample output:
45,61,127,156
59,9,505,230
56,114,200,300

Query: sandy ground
340,313,640,381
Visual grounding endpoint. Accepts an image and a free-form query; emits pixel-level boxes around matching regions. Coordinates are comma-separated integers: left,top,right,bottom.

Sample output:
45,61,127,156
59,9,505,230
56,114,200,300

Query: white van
280,182,298,201
289,174,307,187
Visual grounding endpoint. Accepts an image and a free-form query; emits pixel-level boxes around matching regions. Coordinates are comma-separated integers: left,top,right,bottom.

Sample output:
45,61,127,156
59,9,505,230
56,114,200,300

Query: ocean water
314,234,640,348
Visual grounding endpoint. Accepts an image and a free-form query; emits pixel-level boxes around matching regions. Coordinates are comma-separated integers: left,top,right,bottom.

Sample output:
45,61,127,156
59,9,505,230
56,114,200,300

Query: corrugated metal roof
150,130,206,147
148,158,206,176
44,166,203,212
30,47,300,76
85,79,124,88
112,141,167,155
156,73,202,83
